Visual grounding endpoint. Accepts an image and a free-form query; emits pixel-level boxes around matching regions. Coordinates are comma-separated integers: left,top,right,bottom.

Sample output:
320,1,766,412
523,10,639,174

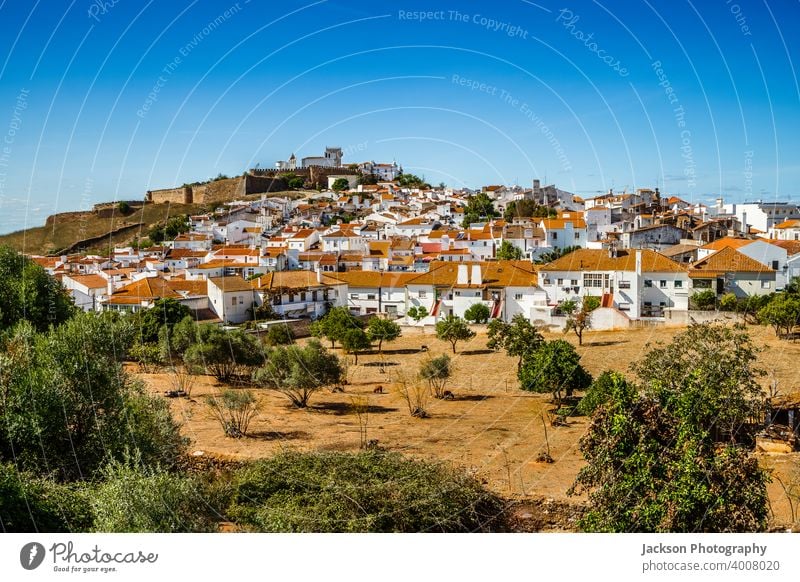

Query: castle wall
148,186,192,204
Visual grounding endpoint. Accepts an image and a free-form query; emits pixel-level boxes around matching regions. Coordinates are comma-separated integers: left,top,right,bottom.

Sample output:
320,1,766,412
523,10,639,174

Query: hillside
0,202,207,256
0,191,305,256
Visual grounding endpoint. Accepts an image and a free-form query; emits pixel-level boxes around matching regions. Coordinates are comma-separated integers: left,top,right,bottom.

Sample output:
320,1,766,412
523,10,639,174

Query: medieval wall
148,186,192,204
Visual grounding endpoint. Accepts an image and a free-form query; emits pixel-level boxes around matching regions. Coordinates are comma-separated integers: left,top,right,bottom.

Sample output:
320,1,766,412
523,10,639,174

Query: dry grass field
137,323,800,530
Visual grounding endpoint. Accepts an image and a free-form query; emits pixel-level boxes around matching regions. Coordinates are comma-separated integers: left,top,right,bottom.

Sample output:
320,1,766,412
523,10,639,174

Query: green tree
310,306,363,349
331,178,350,192
396,173,429,188
407,305,428,325
758,293,800,338
366,317,401,353
254,340,342,408
419,354,452,398
569,367,769,532
518,339,592,404
630,323,765,442
183,325,264,382
534,245,582,264
577,370,622,416
462,192,497,226
486,314,544,371
0,313,184,480
341,328,372,364
495,240,523,260
563,296,599,346
134,297,191,344
463,302,491,324
435,314,476,353
504,200,557,221
0,245,75,331
117,201,131,214
266,323,294,346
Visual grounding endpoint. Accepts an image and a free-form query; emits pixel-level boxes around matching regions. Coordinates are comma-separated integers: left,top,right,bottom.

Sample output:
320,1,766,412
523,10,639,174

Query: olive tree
254,340,342,408
435,315,476,353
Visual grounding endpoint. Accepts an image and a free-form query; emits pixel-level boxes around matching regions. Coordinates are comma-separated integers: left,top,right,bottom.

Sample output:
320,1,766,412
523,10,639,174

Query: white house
330,271,418,316
688,247,776,298
207,277,257,324
697,237,789,289
251,270,346,320
539,248,689,319
61,273,108,311
538,215,587,250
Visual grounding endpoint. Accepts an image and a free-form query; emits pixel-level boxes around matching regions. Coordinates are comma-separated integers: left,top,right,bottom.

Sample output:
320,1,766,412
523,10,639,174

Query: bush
117,201,130,214
227,451,506,532
0,314,183,480
266,324,294,346
129,342,163,372
577,371,625,416
719,293,738,312
419,354,452,398
206,389,260,438
0,463,93,532
92,460,219,533
691,289,717,310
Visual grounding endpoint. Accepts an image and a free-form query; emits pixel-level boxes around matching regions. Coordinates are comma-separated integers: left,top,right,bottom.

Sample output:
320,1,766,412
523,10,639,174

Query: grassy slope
0,203,208,255
0,190,312,256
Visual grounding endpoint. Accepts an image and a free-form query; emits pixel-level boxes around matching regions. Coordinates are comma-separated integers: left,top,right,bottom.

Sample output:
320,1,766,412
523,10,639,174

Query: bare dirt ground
136,323,800,530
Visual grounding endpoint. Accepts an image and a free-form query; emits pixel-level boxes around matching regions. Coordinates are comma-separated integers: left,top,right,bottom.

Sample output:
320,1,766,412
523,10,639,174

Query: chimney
457,264,469,285
470,264,482,286
316,266,323,284
635,249,642,276
106,276,115,297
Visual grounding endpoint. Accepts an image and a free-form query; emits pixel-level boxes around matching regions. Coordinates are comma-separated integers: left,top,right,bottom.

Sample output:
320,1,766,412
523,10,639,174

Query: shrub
206,389,260,438
117,201,130,214
92,460,219,532
691,289,717,310
227,451,506,532
419,354,452,398
129,342,163,373
719,293,739,311
266,324,294,346
0,463,93,532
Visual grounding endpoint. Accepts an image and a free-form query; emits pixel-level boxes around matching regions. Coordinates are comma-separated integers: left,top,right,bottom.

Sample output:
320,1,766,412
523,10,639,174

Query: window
419,290,427,299
644,279,653,288
557,278,564,285
239,296,244,305
367,294,376,300
350,293,358,300
574,232,580,240
762,280,772,289
570,279,578,286
674,280,683,288
659,280,667,288
454,291,461,296
772,260,779,270
514,293,523,300
583,273,604,288
231,296,237,306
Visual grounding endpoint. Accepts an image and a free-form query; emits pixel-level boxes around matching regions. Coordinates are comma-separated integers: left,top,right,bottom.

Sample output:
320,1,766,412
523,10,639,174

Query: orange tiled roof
688,247,775,277
542,249,686,273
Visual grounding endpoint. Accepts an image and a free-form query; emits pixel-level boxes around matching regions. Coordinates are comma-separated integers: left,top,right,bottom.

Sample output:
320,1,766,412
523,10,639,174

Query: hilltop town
23,145,800,331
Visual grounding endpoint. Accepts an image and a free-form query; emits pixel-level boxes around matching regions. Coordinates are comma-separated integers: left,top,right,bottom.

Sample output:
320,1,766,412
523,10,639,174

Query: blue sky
0,0,798,233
